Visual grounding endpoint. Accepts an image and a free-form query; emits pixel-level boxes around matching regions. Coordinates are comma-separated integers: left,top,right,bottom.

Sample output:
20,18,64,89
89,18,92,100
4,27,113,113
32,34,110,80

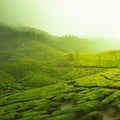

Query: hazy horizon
0,0,120,41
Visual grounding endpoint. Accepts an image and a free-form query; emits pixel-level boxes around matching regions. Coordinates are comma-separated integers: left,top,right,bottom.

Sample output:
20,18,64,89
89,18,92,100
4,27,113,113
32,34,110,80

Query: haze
0,0,120,41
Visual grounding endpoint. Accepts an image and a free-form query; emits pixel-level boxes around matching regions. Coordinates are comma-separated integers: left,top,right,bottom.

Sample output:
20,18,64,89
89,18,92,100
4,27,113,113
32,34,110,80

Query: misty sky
0,0,120,40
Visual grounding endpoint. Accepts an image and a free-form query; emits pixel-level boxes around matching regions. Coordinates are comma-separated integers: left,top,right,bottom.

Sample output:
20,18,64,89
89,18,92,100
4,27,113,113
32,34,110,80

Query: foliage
1,25,120,120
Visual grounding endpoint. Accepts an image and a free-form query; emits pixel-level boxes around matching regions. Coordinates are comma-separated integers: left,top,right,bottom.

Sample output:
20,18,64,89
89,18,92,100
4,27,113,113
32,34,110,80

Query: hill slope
0,25,64,62
1,25,120,120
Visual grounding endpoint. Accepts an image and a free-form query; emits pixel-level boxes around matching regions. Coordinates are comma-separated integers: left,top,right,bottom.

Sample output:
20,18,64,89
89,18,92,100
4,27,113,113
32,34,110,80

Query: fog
0,0,120,47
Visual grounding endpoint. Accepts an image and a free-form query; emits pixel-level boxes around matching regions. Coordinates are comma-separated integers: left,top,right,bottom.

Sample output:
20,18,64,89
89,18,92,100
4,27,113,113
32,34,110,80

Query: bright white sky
0,0,120,40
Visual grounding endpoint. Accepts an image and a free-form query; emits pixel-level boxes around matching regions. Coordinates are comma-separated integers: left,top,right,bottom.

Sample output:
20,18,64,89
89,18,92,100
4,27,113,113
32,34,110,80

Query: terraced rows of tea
0,25,120,120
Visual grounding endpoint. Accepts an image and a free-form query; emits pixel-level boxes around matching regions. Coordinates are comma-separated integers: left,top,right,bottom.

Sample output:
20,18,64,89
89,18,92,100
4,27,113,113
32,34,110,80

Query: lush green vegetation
1,25,120,120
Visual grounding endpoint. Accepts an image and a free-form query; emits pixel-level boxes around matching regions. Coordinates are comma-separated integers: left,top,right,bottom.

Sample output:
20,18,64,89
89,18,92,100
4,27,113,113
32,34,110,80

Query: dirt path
60,103,72,110
60,66,120,69
60,103,117,120
103,113,117,120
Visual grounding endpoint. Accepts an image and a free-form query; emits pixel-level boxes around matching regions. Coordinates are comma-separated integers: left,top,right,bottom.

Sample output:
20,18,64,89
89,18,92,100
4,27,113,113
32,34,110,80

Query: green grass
56,51,120,67
1,25,120,120
0,83,119,120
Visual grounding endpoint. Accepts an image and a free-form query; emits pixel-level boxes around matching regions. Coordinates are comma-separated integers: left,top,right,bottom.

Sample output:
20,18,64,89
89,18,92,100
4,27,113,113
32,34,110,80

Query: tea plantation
0,25,120,120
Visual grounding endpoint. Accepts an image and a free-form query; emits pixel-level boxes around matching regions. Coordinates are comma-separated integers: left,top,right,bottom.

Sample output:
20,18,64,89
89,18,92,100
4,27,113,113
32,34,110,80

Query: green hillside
0,25,64,62
1,25,120,120
56,50,120,67
51,35,96,52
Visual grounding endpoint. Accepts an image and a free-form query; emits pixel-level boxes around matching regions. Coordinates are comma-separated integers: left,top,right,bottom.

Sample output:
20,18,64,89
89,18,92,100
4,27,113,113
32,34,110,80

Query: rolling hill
1,25,120,120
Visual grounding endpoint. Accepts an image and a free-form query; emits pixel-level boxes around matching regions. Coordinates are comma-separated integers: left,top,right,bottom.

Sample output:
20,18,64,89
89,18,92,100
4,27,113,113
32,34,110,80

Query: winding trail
60,66,120,69
103,113,117,120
